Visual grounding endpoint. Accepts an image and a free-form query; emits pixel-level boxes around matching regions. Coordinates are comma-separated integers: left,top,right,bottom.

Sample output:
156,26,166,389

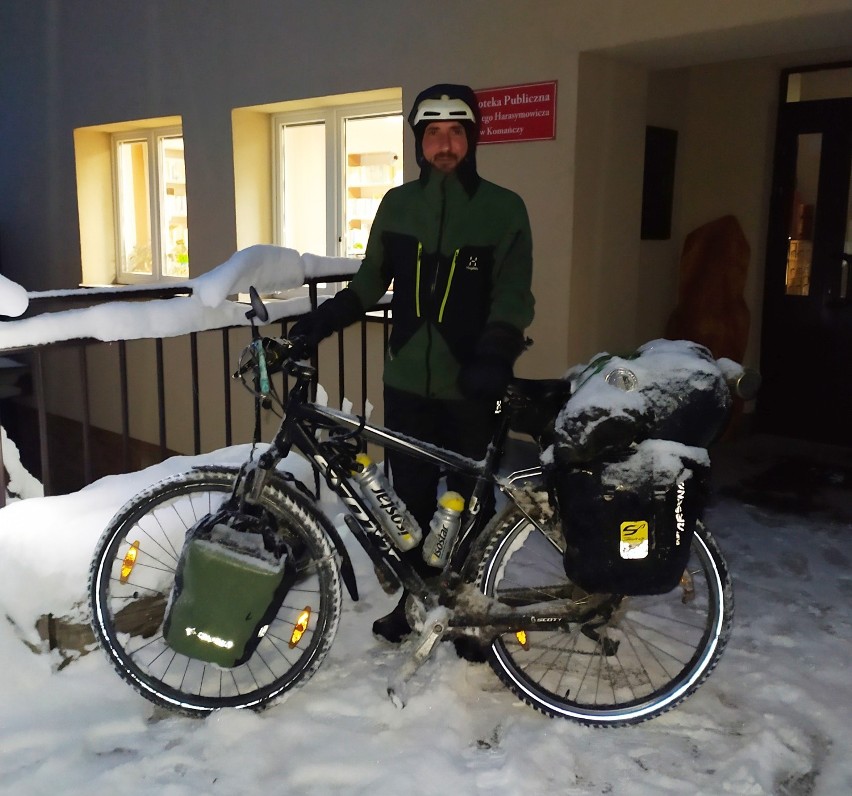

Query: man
289,83,535,642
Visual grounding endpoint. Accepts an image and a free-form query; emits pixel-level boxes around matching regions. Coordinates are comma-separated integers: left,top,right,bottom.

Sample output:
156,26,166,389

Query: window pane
116,140,152,275
785,133,821,296
786,67,852,103
343,115,403,257
283,122,326,255
160,135,188,278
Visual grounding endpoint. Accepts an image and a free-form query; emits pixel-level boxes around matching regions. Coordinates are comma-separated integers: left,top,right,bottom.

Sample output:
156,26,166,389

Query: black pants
383,385,498,576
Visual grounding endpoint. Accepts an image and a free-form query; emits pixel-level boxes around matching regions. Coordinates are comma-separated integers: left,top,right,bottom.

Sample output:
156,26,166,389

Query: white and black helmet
410,94,477,126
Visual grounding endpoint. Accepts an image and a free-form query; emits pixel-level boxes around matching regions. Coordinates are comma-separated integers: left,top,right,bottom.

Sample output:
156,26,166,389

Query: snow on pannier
547,339,730,595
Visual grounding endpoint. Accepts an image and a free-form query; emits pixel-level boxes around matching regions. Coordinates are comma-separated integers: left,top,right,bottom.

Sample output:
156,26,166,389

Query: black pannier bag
554,440,710,595
164,505,297,668
547,340,728,595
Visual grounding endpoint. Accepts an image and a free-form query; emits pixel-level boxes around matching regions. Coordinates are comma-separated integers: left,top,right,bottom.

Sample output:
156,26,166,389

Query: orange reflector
289,607,311,648
515,630,530,650
120,540,140,584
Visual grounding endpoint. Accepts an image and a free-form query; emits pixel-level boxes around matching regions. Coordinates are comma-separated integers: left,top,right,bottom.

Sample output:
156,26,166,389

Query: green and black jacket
348,169,535,400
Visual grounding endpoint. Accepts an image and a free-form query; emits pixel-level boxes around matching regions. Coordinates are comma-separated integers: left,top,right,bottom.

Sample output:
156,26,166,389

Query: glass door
759,65,852,443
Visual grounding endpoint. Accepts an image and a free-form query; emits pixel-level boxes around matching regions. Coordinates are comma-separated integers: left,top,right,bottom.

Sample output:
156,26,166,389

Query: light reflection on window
785,133,821,296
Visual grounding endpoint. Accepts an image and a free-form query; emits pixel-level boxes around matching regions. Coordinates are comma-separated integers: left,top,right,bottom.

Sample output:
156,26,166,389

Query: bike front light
119,540,140,584
289,607,311,648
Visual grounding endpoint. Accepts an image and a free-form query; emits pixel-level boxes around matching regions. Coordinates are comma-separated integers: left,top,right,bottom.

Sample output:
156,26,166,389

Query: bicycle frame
243,358,524,604
89,306,735,722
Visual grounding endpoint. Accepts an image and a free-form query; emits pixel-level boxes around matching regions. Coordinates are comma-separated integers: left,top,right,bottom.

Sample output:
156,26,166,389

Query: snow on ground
0,445,850,796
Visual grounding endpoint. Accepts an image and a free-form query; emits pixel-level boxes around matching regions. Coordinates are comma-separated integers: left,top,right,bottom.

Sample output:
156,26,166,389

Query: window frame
111,125,186,284
271,100,402,296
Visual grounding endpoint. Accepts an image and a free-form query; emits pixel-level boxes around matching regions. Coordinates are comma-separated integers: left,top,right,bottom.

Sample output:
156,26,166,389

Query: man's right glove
287,287,363,353
459,322,526,402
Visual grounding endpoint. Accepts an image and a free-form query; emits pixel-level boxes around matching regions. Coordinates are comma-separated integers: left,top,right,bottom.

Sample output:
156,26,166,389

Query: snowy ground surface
0,440,850,796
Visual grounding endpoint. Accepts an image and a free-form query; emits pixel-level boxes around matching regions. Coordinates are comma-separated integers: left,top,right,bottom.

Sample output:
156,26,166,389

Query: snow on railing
0,245,362,350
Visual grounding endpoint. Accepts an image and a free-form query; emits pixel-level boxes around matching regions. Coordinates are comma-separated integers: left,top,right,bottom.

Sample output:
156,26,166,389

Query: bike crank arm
386,607,449,709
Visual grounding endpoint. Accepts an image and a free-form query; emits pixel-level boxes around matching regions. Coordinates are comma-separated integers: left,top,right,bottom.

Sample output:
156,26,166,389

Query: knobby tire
88,468,342,717
473,503,733,727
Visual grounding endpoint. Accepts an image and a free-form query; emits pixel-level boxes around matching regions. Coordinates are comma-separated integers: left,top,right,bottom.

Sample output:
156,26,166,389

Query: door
759,68,852,445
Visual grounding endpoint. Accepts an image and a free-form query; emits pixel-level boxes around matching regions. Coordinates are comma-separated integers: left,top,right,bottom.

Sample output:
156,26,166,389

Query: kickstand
386,607,449,709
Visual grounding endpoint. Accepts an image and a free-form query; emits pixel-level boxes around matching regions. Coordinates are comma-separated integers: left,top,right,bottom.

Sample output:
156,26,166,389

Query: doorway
759,64,852,445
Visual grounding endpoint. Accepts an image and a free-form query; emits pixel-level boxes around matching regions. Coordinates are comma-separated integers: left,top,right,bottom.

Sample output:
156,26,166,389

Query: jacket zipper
425,178,448,396
438,250,459,323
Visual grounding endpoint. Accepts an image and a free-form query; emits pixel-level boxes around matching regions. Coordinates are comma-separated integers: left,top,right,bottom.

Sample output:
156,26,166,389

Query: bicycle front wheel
89,468,342,717
474,504,733,727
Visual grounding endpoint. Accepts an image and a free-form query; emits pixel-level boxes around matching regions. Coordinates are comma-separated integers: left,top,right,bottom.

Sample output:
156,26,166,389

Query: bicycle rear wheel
474,503,733,726
89,468,342,717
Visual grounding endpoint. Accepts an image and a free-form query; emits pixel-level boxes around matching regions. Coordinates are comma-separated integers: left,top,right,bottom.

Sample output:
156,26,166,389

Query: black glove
287,287,364,350
459,322,526,401
458,356,514,401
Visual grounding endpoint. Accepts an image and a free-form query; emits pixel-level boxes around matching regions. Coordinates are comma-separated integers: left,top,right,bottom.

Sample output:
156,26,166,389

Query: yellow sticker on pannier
620,521,649,560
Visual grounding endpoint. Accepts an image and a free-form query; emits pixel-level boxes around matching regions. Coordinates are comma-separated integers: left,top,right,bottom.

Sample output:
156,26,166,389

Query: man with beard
289,83,535,644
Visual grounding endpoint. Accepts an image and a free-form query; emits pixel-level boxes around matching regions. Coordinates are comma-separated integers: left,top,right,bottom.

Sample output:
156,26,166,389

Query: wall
569,53,648,365
675,59,780,368
4,0,852,454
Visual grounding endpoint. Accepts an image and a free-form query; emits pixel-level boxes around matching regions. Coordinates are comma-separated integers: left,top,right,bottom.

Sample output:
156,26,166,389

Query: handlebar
233,336,315,391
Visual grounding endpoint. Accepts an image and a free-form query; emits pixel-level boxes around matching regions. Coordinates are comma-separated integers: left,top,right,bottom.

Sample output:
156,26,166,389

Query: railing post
337,329,345,408
79,344,93,485
190,332,200,455
360,318,368,415
0,405,6,508
155,339,166,458
31,349,51,496
222,328,232,448
119,341,130,473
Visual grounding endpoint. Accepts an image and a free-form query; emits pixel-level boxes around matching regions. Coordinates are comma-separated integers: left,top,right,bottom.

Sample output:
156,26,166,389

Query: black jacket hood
408,83,481,195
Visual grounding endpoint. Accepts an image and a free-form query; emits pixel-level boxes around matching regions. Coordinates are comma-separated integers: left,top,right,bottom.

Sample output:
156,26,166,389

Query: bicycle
89,288,736,727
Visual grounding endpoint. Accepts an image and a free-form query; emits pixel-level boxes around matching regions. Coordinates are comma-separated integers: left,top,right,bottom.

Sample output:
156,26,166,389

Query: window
112,126,188,282
274,101,403,259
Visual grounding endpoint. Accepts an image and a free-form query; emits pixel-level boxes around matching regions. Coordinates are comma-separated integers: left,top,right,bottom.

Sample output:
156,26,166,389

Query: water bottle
352,454,422,551
422,491,465,568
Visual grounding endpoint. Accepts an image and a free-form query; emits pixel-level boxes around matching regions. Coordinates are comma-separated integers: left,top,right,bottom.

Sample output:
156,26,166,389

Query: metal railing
0,277,390,505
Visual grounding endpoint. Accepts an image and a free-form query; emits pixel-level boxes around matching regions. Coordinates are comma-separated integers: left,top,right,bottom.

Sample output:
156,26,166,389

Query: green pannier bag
164,507,296,668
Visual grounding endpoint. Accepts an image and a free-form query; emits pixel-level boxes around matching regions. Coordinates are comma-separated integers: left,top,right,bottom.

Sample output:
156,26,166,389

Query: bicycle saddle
505,377,572,442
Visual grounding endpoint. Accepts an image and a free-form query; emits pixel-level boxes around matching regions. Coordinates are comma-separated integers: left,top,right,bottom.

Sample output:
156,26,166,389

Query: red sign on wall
475,81,557,145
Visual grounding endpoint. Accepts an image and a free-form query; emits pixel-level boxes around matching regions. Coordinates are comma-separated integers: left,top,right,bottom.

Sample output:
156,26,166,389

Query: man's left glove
459,322,526,402
287,287,363,351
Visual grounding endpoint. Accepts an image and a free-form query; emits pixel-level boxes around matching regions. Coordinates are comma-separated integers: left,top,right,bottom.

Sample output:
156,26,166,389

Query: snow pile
1,425,43,501
191,244,306,307
0,246,362,351
0,445,850,794
301,252,361,280
552,339,732,463
0,273,29,318
599,437,710,490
